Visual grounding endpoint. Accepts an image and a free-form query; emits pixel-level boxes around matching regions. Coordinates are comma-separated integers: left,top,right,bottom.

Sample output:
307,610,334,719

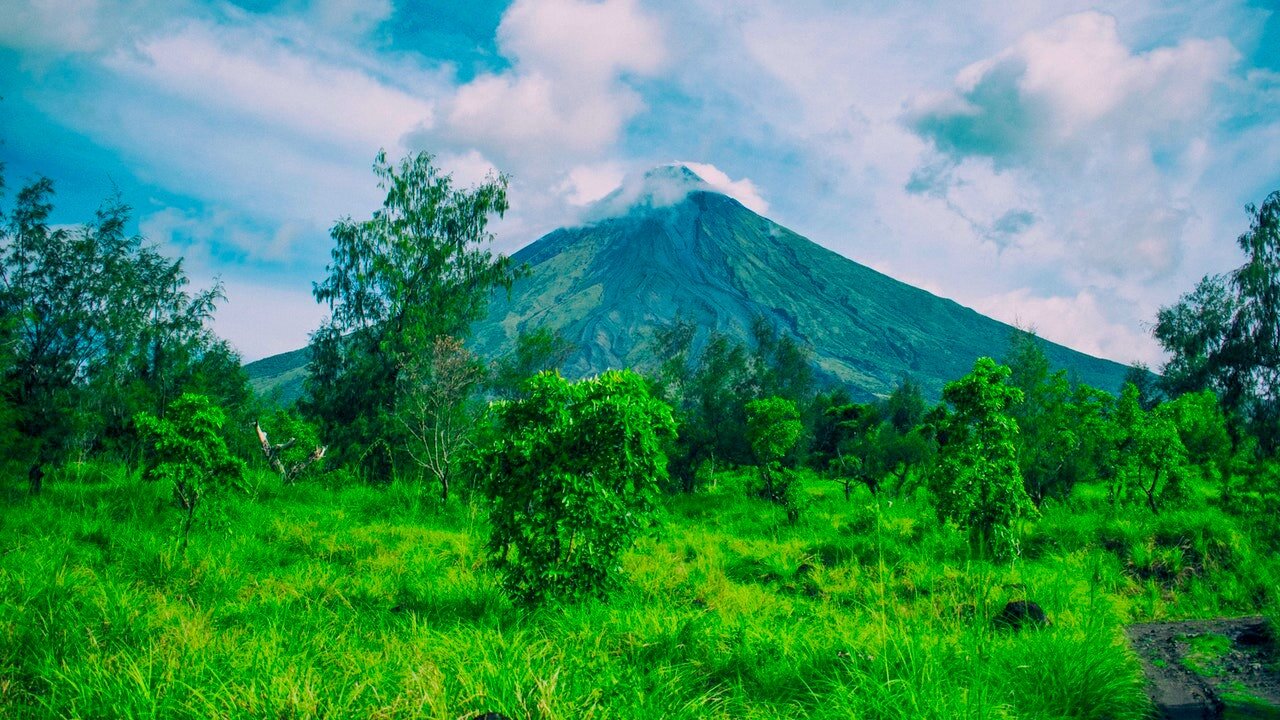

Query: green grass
1,466,1277,719
1180,633,1233,677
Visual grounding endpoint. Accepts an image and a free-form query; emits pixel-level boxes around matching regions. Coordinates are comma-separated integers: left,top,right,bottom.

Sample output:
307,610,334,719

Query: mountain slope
247,167,1133,403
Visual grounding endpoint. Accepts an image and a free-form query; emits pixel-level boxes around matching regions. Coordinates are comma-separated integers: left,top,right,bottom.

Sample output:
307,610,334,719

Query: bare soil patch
1127,616,1280,719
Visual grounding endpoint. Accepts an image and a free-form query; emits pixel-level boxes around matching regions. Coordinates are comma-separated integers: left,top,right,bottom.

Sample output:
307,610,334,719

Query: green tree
1155,190,1280,451
883,376,927,433
304,150,519,476
474,370,675,604
1162,390,1232,484
0,174,240,489
489,325,575,400
928,357,1033,555
745,396,803,503
1004,330,1103,503
749,316,815,405
136,393,245,552
652,319,753,491
1109,384,1189,514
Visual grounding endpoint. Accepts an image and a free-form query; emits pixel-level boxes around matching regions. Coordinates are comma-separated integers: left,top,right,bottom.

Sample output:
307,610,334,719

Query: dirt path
1126,616,1280,719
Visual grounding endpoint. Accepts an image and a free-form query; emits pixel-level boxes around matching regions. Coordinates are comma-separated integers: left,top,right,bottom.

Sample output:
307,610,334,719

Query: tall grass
1,465,1274,718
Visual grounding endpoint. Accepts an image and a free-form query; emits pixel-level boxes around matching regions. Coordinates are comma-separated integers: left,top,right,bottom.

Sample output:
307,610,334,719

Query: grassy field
2,466,1277,719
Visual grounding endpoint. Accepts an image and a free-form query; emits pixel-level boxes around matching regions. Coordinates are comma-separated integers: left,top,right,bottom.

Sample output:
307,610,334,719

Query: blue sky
2,0,1278,364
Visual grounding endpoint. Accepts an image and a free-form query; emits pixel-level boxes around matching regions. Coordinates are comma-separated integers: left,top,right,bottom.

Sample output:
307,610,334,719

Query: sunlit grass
1,465,1275,718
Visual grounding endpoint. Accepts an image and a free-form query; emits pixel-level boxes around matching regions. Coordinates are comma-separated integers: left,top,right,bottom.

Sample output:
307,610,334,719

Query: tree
1109,384,1189,514
136,394,245,552
1004,330,1100,503
928,357,1033,555
0,173,240,489
254,409,326,485
489,325,575,400
745,396,803,503
883,376,927,433
1162,390,1232,484
474,370,675,604
304,150,519,475
749,316,815,405
651,319,753,491
1155,190,1280,451
397,335,484,501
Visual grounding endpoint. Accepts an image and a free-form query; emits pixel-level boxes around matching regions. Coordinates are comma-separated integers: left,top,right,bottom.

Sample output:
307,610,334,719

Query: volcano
247,165,1132,403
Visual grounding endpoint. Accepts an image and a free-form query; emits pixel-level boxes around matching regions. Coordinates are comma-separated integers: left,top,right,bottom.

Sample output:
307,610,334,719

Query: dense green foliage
304,150,519,475
1156,191,1280,450
929,358,1034,555
745,396,803,504
136,393,245,551
1005,331,1113,503
0,171,248,490
474,370,676,604
489,326,576,400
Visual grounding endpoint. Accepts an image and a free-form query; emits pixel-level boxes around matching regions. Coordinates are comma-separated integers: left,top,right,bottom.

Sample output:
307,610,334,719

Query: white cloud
559,163,626,206
429,0,667,169
973,288,1160,366
105,22,438,158
0,0,189,56
910,11,1238,158
140,206,308,265
681,162,770,215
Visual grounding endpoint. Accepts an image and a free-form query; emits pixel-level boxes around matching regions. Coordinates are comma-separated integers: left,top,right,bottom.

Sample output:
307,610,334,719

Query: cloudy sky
2,0,1278,364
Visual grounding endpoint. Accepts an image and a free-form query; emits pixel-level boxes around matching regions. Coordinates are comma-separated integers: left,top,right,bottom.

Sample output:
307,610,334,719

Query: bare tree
397,336,484,502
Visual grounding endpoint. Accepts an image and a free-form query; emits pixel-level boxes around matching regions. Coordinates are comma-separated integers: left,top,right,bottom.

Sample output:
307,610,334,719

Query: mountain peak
585,163,715,221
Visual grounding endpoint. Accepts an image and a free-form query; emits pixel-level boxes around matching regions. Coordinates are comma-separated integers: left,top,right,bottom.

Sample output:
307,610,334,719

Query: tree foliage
304,150,519,475
928,357,1033,555
1109,384,1190,514
652,319,753,490
745,396,803,503
136,393,244,551
0,172,241,489
1004,330,1109,503
474,370,675,604
489,326,576,400
1156,190,1280,451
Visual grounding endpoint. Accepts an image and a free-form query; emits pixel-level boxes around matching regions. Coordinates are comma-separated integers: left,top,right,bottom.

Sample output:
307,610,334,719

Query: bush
745,396,802,506
136,393,244,551
928,358,1034,556
474,370,676,604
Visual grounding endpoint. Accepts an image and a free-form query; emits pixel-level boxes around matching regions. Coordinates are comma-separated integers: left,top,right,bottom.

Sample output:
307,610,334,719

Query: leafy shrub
474,370,676,604
136,393,244,551
928,357,1034,556
745,396,802,506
